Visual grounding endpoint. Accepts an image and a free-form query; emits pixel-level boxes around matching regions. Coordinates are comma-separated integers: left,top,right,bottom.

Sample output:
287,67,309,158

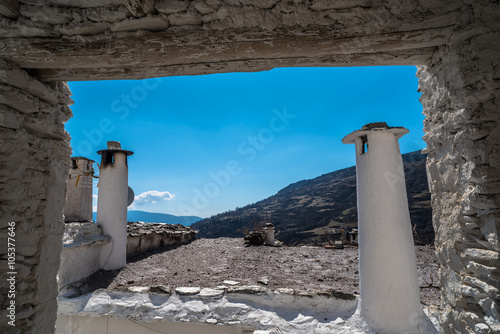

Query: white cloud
92,194,98,212
132,190,175,206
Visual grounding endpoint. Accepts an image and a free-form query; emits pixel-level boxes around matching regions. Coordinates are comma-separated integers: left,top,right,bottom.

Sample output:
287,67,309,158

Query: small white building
342,122,436,333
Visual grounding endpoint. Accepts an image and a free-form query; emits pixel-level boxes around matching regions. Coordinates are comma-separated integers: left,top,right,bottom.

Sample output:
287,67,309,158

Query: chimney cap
341,123,408,144
107,141,122,150
97,141,134,156
361,122,389,130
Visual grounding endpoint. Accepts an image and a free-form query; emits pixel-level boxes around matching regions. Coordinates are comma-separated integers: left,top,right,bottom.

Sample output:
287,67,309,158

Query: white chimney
342,123,436,333
263,222,276,246
96,141,134,270
64,157,94,222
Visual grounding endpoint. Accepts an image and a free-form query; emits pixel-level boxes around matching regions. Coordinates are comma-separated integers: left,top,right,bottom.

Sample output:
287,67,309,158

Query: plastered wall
0,59,72,333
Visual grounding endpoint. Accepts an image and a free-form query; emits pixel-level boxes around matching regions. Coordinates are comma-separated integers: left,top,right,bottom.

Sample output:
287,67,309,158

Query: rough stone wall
417,3,500,333
127,222,196,258
0,59,72,334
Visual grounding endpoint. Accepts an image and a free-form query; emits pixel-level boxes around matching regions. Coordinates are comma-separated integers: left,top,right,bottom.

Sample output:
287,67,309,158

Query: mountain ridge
192,150,433,245
92,210,203,226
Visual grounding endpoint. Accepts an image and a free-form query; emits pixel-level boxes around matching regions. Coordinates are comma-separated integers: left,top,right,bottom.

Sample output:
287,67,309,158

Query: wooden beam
0,25,452,81
31,49,436,81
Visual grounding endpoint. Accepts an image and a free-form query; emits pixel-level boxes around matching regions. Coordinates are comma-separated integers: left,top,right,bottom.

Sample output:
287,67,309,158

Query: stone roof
127,221,195,237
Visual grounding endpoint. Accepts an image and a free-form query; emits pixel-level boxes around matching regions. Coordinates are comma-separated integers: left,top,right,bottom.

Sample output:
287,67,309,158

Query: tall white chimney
96,141,133,270
342,122,436,333
64,157,94,222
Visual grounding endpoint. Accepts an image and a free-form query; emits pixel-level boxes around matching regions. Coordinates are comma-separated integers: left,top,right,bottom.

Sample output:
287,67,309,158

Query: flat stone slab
198,288,225,298
175,287,201,295
275,288,294,295
223,280,240,286
127,286,149,293
150,285,172,295
228,285,268,294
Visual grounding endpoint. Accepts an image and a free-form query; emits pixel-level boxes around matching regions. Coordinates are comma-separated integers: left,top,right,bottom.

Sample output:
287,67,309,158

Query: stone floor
83,238,441,308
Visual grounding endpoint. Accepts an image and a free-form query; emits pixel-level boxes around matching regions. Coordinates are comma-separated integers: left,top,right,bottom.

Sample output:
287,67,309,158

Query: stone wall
57,222,194,289
417,3,500,332
0,60,72,333
58,223,110,290
56,287,357,334
127,222,196,258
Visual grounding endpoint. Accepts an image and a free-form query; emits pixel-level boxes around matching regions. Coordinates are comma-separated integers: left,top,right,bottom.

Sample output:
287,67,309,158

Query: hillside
92,210,203,226
192,150,433,245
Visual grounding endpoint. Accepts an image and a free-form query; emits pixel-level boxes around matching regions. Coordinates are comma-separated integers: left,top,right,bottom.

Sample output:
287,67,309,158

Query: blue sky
67,66,425,218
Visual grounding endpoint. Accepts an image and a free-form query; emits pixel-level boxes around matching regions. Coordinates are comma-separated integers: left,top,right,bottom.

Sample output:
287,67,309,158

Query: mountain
192,150,433,245
92,210,203,226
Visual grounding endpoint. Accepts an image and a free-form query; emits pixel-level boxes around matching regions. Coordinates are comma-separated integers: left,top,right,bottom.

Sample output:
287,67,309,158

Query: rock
111,15,169,32
0,108,21,129
150,285,172,295
257,278,269,285
463,276,499,295
463,248,499,262
156,0,189,14
239,0,279,9
168,9,202,26
201,7,227,22
310,0,370,11
57,22,109,36
0,0,20,19
127,286,149,293
475,323,491,334
193,1,217,14
297,291,314,298
20,5,73,25
86,8,130,22
275,288,294,295
223,280,240,286
198,288,225,298
290,314,314,325
122,0,155,17
175,287,201,295
228,285,267,294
